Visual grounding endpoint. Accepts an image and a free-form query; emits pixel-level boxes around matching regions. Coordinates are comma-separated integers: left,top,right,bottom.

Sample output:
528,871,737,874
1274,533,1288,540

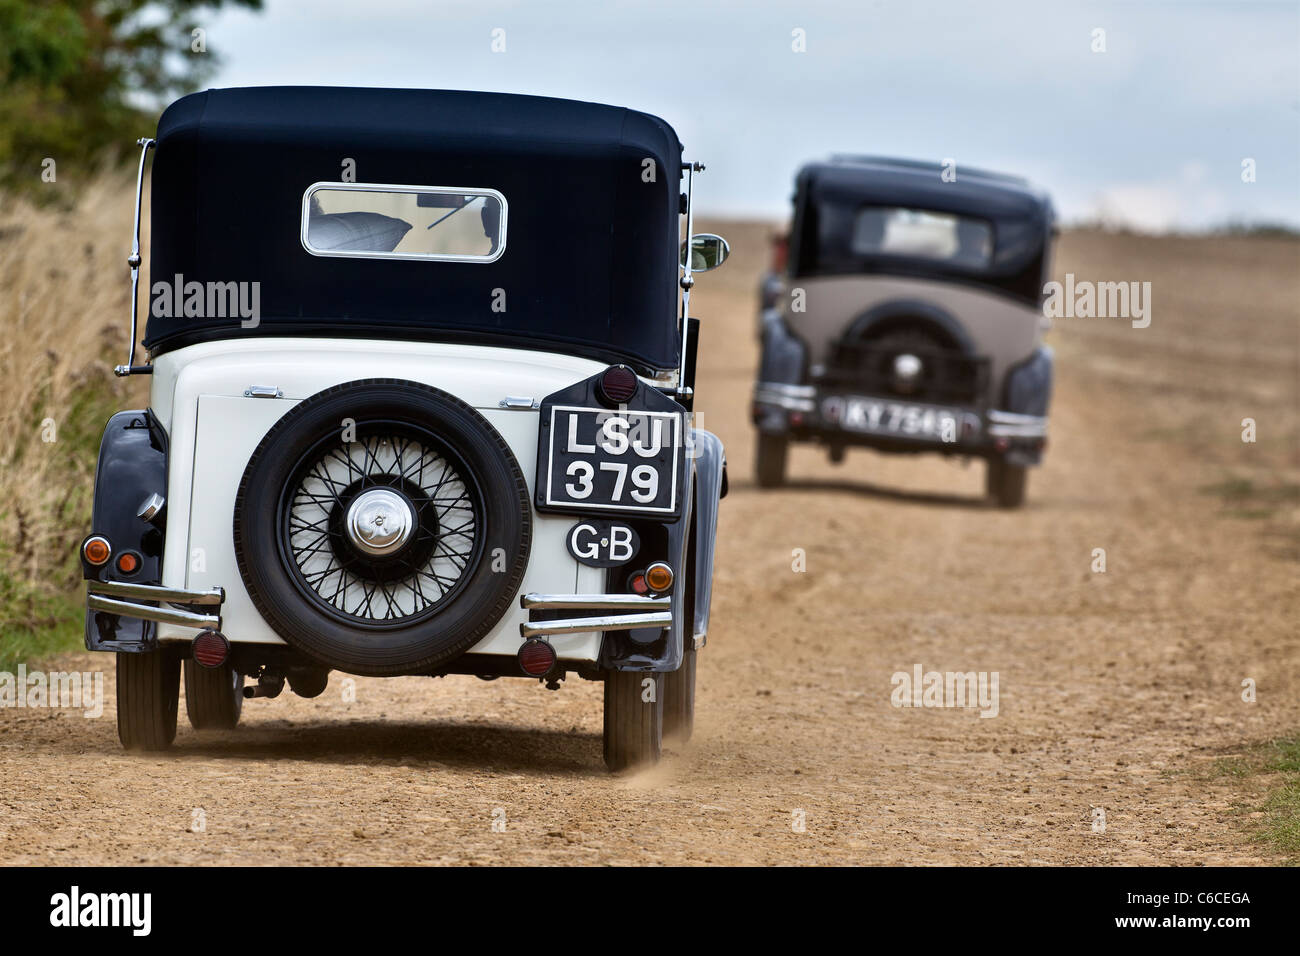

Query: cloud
1086,163,1230,233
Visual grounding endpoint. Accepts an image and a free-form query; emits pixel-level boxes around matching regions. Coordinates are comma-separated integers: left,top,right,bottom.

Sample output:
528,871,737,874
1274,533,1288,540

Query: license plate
821,396,961,442
541,405,682,515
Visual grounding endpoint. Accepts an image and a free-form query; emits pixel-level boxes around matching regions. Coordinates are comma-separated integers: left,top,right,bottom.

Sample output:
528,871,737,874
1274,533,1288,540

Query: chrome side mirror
680,233,730,272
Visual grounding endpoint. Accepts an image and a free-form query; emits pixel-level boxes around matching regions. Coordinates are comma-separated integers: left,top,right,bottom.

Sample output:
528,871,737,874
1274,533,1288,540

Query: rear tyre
663,551,698,742
986,458,1028,509
756,432,788,488
117,650,180,751
662,645,696,742
603,671,664,771
183,659,243,730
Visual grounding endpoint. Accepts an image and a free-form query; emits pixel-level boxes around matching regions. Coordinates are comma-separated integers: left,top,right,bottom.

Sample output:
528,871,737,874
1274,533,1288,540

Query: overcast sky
202,0,1300,230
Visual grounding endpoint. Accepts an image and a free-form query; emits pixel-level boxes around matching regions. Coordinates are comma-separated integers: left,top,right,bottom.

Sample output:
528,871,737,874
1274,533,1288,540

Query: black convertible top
144,87,684,370
789,157,1055,305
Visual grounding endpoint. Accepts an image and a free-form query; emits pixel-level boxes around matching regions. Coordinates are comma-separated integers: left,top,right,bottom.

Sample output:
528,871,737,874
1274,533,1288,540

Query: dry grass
0,175,148,664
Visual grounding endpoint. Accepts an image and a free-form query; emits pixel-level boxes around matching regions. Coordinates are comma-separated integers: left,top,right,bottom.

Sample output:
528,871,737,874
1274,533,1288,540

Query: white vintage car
80,87,728,770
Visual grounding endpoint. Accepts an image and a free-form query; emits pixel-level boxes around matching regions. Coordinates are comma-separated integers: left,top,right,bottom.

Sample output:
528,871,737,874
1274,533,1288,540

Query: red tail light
518,638,557,677
597,365,638,406
192,629,230,669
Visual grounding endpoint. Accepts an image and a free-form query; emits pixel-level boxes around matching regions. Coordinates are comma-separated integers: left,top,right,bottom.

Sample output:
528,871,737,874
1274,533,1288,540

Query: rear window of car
301,183,507,263
849,206,992,268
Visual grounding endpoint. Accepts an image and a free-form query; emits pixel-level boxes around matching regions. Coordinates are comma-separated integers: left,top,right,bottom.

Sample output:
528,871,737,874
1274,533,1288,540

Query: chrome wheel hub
345,488,415,556
892,352,923,393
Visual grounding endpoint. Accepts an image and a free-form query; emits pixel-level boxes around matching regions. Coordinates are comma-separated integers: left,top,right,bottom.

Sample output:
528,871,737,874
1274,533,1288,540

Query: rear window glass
849,206,992,268
301,183,506,262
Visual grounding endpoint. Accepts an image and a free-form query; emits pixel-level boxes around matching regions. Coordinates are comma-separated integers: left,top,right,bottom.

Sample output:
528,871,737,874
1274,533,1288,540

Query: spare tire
233,379,531,676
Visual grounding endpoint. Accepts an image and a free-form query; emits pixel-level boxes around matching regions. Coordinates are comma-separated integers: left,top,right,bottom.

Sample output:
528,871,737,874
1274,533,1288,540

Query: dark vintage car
753,157,1056,506
80,87,729,770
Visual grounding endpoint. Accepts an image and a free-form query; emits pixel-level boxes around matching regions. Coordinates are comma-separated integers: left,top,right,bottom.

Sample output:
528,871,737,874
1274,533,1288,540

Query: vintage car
80,87,729,771
753,157,1055,507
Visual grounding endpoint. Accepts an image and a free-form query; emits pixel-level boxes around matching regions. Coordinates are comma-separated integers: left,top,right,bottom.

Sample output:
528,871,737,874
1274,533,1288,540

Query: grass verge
1209,734,1300,864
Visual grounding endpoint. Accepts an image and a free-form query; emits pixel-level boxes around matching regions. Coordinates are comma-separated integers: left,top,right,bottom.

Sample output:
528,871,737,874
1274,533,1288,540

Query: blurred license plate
822,396,959,441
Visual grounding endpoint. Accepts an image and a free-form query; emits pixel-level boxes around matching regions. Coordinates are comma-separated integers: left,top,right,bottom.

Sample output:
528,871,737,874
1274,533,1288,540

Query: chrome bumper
985,409,1049,438
752,382,816,412
86,579,224,630
520,593,671,639
753,382,1049,441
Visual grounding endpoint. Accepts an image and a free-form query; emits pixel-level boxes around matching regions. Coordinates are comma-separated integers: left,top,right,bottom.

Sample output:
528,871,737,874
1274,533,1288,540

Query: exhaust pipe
243,676,284,699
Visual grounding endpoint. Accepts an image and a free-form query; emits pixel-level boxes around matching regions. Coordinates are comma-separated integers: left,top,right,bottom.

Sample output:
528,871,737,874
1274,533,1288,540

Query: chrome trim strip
677,160,700,398
753,387,816,412
88,580,225,606
521,593,670,611
87,594,220,630
756,382,816,398
987,410,1048,425
114,137,155,377
988,424,1048,438
986,410,1048,438
521,611,672,638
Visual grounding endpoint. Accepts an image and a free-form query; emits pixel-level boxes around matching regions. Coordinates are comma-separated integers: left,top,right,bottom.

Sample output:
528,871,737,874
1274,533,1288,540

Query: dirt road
2,225,1296,865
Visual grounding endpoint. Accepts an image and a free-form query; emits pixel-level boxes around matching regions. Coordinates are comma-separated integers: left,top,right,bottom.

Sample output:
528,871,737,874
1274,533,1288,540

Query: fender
594,426,726,673
688,428,726,647
1002,345,1054,418
82,410,168,652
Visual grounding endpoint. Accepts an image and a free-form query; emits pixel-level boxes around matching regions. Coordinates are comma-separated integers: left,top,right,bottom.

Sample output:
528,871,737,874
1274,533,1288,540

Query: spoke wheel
280,425,485,628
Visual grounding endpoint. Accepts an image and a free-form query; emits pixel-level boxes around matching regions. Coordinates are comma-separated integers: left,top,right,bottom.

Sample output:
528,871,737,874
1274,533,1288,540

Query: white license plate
821,396,961,442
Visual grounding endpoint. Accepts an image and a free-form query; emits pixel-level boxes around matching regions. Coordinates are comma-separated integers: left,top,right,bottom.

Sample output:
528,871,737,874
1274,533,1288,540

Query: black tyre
663,544,698,742
662,645,696,742
603,671,664,771
233,379,531,676
183,659,243,730
116,650,180,751
756,432,788,488
986,458,1028,509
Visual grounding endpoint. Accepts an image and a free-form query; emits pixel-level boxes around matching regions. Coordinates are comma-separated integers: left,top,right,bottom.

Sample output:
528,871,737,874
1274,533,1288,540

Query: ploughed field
1,223,1296,865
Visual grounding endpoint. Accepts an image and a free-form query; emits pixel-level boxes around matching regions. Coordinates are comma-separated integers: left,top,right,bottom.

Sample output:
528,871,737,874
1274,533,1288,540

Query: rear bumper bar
86,579,224,630
985,409,1048,438
519,593,671,639
753,381,1049,445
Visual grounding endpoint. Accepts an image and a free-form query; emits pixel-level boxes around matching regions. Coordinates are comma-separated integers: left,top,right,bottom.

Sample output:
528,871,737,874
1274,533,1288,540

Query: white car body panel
152,337,615,663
